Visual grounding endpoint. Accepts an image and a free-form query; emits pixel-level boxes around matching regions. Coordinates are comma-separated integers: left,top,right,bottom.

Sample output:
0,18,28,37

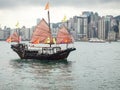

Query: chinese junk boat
7,3,76,60
8,19,76,60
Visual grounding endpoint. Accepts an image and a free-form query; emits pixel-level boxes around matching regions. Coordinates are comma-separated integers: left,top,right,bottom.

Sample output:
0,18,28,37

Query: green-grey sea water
0,41,120,90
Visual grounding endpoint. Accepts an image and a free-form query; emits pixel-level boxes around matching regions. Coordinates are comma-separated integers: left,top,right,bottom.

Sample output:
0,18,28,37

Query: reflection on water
10,59,71,71
8,59,74,90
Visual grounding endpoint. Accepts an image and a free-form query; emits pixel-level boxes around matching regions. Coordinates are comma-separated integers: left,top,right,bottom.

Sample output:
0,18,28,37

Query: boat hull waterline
11,43,76,60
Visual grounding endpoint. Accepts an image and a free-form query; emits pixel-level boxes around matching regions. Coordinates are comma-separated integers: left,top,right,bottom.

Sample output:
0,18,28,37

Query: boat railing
42,47,61,54
27,46,62,55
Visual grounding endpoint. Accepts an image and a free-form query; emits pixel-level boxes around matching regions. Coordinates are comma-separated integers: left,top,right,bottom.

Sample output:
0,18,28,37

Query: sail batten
30,18,53,44
56,26,73,44
6,32,21,43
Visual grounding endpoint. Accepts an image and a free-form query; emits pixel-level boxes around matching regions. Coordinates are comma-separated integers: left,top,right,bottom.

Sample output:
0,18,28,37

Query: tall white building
98,17,106,40
74,15,88,40
98,15,113,40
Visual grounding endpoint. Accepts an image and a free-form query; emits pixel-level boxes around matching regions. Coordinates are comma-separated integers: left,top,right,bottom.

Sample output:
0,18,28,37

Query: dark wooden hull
11,43,76,60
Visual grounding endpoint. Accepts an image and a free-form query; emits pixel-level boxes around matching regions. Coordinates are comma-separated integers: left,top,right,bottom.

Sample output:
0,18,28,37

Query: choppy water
0,41,120,90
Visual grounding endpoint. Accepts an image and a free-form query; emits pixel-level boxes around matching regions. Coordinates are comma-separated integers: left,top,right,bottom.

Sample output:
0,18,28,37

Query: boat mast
15,22,20,44
48,10,51,47
15,28,19,44
46,2,52,47
66,20,68,48
48,10,50,28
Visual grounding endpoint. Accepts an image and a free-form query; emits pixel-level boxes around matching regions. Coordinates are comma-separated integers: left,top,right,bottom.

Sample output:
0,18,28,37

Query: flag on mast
62,15,67,22
45,2,49,10
15,21,19,28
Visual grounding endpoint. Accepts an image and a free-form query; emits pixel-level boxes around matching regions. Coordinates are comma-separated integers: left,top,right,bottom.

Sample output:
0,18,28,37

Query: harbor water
0,41,120,90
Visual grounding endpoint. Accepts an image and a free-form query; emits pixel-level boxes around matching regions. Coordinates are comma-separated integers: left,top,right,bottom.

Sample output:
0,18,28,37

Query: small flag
15,21,19,28
62,15,67,22
45,2,49,10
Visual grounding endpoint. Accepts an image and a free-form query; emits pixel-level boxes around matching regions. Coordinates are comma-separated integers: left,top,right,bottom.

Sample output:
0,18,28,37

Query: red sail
30,18,53,44
56,26,73,44
6,36,11,43
6,32,20,43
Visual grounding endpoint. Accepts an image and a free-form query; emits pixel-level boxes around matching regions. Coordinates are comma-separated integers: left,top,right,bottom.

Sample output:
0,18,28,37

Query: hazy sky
0,0,120,28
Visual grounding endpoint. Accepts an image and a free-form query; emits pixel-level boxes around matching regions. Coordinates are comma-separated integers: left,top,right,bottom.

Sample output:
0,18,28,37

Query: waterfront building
0,29,4,40
4,27,11,39
68,18,77,40
82,11,100,39
108,31,116,41
118,21,120,39
20,26,31,41
98,15,114,40
106,15,113,34
51,23,59,38
98,16,106,40
0,12,119,42
72,15,88,41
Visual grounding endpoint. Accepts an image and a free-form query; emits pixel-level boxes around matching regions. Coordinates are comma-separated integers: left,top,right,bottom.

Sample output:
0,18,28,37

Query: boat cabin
42,47,61,54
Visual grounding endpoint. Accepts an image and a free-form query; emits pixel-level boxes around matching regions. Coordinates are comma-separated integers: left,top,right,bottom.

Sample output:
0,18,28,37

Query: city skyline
0,0,120,28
